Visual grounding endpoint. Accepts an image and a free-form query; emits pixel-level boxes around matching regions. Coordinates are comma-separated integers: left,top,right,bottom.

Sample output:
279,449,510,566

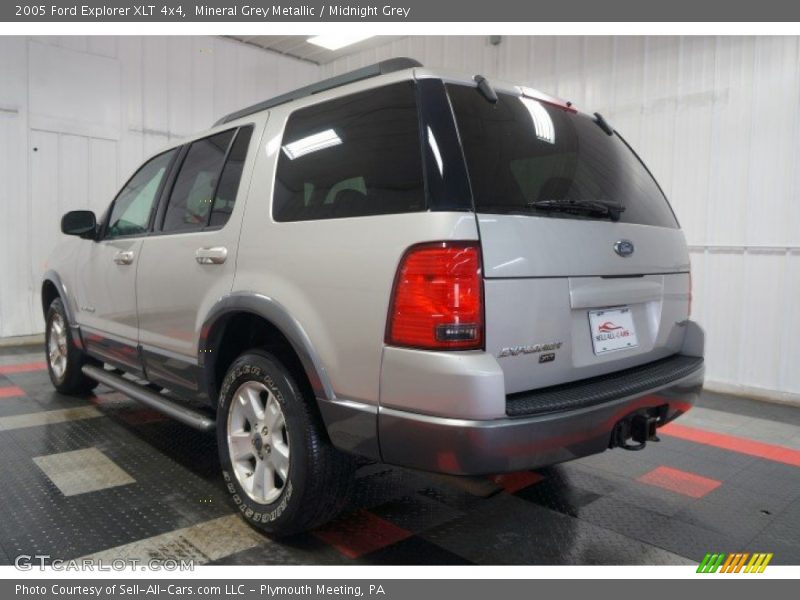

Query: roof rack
213,57,423,126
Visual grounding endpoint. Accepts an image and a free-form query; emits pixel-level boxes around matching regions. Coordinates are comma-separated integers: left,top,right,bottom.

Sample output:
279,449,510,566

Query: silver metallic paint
44,65,706,472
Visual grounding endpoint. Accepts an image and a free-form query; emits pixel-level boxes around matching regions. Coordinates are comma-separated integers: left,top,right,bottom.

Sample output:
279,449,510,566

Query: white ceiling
226,35,403,64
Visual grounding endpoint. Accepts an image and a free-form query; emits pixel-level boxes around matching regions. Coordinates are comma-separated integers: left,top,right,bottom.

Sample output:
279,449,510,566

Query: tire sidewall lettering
218,355,298,530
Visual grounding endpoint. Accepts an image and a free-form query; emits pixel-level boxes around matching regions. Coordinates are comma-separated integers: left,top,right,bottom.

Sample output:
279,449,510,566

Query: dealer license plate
588,307,639,355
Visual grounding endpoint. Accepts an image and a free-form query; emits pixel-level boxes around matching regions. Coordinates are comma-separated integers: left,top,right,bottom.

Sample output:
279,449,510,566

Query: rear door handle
195,246,228,265
113,250,135,265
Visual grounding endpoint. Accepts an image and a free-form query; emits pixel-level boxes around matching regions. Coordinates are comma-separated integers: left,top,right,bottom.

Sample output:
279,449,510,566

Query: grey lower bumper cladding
379,356,705,475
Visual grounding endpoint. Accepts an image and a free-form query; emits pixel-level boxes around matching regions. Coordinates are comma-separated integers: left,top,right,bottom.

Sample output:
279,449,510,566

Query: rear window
447,84,678,228
273,82,425,222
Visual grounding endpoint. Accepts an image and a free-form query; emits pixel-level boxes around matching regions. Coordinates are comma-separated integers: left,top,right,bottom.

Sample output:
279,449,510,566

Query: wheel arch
41,270,94,360
199,293,334,404
41,270,75,323
41,271,86,351
200,293,380,461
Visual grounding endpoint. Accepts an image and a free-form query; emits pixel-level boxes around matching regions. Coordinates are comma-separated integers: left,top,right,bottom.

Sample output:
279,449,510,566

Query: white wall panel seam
24,38,36,333
737,38,758,390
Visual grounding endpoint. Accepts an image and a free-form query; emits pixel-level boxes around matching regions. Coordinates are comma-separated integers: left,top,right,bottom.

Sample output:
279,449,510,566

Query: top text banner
5,0,800,22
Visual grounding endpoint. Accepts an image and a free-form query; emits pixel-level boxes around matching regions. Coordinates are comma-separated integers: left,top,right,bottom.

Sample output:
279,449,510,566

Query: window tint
273,82,425,222
106,149,176,239
447,85,678,228
161,129,235,232
209,126,253,228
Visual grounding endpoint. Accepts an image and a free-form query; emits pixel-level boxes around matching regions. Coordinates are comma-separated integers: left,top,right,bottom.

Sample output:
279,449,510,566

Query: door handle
195,246,228,265
113,250,135,265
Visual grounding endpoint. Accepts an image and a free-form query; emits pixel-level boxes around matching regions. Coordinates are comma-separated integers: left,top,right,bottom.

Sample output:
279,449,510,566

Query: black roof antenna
594,112,615,136
474,75,498,104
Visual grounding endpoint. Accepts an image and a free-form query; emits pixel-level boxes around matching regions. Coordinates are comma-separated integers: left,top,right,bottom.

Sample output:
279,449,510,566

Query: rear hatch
447,83,691,395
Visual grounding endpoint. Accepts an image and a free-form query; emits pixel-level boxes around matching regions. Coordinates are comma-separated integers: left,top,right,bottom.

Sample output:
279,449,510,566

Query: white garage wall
0,35,318,340
2,35,798,403
325,36,800,402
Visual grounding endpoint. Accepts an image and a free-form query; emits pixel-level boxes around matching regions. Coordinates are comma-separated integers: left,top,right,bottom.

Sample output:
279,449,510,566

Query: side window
273,81,425,222
209,126,254,228
106,149,176,239
161,129,236,232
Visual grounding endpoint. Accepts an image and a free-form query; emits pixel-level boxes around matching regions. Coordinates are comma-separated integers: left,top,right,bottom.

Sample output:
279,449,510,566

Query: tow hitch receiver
612,411,664,451
632,414,659,444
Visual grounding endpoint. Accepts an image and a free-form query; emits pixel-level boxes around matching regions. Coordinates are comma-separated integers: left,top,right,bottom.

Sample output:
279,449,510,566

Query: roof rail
213,57,423,126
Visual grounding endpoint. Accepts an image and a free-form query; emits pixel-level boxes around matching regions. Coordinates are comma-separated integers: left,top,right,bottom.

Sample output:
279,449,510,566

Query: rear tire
217,349,354,537
45,298,99,394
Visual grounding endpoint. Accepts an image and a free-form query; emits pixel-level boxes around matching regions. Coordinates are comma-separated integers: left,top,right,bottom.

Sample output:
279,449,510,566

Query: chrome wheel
227,380,290,504
47,312,68,381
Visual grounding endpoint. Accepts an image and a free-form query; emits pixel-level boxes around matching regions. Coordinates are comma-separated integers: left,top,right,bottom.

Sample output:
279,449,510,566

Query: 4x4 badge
614,239,635,257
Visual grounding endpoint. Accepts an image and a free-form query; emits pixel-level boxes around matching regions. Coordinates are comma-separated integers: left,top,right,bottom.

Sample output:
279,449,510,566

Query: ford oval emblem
614,240,635,257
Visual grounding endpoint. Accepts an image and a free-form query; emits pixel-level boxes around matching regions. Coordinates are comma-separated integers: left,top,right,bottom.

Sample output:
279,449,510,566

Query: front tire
217,350,354,537
45,298,99,394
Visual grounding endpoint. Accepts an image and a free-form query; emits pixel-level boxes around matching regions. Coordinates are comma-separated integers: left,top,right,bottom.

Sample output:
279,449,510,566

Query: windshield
447,84,679,228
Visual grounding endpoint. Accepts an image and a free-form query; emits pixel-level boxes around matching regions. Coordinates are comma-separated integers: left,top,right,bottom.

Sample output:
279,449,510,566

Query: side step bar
82,365,216,432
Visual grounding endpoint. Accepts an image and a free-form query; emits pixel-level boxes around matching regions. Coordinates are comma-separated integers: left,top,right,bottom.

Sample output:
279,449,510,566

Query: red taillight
386,242,483,350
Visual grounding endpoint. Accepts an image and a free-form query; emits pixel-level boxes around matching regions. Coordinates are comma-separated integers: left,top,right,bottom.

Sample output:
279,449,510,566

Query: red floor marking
118,408,169,425
637,465,721,498
0,386,26,399
661,422,800,468
0,361,47,375
490,471,545,493
89,391,127,406
313,509,412,558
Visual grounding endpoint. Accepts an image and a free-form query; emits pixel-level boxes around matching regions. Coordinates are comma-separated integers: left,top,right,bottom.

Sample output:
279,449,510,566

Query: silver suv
42,58,705,536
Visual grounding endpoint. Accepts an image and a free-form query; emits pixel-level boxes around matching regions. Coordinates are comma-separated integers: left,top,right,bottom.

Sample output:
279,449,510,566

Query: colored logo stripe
697,553,720,572
745,553,773,573
733,553,750,573
720,553,736,572
697,552,773,573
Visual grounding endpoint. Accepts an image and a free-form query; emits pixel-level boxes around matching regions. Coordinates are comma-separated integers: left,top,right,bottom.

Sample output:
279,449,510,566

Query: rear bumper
378,356,704,475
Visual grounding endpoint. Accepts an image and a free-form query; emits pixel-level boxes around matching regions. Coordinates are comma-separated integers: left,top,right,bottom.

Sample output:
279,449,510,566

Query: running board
82,365,216,432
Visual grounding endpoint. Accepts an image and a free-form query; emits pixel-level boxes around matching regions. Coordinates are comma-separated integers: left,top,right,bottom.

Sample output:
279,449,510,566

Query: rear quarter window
273,82,425,222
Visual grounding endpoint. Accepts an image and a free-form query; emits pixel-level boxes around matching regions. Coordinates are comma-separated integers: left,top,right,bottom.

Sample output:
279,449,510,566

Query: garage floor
1,344,799,566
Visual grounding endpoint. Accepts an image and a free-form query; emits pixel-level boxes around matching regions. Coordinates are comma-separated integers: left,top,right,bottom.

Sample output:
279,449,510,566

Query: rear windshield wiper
529,199,626,222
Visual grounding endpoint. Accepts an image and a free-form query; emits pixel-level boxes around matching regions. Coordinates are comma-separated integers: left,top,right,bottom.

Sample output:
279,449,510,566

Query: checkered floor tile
0,344,798,565
33,447,135,496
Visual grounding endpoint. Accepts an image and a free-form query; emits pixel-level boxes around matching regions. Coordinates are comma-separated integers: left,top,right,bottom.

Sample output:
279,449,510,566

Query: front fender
42,269,84,350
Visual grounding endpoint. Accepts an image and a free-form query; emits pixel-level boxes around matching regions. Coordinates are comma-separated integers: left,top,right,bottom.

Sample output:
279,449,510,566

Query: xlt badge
498,342,563,358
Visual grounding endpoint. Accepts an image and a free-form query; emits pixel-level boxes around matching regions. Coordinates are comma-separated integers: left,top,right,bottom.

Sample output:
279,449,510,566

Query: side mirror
61,210,97,239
